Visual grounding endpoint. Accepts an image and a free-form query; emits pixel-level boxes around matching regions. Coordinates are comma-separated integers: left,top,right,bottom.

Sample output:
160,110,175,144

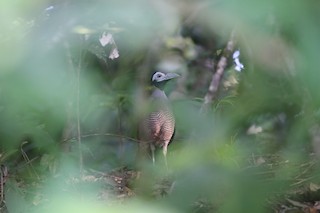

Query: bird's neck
151,87,168,100
152,81,167,90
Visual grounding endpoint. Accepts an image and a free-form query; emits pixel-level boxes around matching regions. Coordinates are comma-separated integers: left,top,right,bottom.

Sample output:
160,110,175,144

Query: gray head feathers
151,72,179,89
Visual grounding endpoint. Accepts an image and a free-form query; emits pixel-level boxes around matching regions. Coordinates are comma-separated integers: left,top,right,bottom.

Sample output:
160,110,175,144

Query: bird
138,71,179,167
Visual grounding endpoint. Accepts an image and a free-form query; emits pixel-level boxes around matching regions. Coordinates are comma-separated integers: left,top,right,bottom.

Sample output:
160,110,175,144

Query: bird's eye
157,74,162,78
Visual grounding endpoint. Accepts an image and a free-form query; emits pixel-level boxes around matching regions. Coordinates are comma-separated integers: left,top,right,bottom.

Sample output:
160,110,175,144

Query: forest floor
1,156,320,213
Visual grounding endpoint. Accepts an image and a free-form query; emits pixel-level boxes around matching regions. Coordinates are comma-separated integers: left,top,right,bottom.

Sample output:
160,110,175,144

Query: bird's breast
140,107,175,146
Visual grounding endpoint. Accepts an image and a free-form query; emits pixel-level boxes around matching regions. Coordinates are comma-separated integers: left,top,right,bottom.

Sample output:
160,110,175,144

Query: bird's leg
150,143,156,165
163,143,168,169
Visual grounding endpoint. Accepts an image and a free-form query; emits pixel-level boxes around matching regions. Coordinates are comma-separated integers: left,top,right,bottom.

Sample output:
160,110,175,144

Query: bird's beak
164,73,180,81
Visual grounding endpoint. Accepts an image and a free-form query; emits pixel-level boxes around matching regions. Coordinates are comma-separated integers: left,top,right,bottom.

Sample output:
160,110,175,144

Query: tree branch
201,30,236,113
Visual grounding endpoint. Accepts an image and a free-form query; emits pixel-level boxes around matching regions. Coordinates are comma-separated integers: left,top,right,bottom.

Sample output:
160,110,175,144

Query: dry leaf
309,182,320,192
247,124,263,135
313,201,320,210
109,47,119,60
99,32,113,47
286,198,309,208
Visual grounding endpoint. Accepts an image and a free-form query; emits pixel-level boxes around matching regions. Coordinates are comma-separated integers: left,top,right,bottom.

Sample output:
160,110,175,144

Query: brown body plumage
138,72,179,166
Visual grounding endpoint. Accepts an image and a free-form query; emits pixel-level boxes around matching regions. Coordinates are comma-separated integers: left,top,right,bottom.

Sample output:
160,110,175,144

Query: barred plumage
138,72,179,166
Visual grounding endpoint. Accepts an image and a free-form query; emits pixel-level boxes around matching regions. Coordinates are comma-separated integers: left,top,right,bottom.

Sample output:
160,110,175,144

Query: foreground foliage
1,0,320,212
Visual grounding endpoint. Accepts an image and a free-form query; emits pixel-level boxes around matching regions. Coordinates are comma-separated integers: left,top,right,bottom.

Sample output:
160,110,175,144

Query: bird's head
151,71,179,89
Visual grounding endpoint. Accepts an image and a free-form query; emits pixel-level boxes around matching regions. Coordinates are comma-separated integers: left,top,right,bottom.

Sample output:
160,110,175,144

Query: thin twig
64,133,141,143
0,165,7,205
200,30,236,113
77,38,83,175
118,104,125,164
61,41,77,152
20,141,40,180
